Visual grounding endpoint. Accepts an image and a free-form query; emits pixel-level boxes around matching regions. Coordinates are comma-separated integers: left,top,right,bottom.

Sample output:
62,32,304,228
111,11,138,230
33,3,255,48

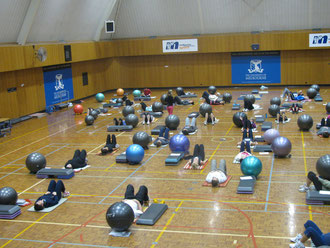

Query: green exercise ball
133,90,141,97
240,156,262,177
96,93,105,102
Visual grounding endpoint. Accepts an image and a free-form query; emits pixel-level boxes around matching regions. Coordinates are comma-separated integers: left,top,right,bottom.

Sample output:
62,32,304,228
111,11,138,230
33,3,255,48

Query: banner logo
309,33,330,47
162,39,198,53
248,59,264,73
55,74,65,91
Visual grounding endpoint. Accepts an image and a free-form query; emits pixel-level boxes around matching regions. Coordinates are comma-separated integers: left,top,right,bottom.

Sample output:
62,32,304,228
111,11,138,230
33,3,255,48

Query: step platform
36,168,74,179
254,136,265,142
180,94,197,98
165,152,185,166
116,152,128,163
140,112,163,118
314,95,323,102
237,176,256,194
306,190,330,205
107,125,133,132
232,103,241,110
136,203,168,225
0,205,21,219
255,115,265,123
261,121,272,131
281,102,303,109
251,89,259,94
103,103,122,108
253,145,272,152
134,96,151,101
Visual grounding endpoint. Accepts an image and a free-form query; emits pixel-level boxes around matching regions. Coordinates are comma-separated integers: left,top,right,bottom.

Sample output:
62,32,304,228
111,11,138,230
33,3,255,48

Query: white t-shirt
123,200,143,218
206,171,227,184
209,94,218,101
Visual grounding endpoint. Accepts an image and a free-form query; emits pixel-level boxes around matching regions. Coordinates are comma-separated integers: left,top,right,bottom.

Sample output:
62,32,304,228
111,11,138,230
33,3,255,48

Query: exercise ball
90,110,98,120
208,86,217,94
223,93,232,103
240,156,262,177
152,102,163,112
307,88,317,99
106,202,134,232
169,134,190,153
311,84,320,92
264,129,280,144
232,112,247,128
199,103,212,117
316,154,330,180
117,88,124,96
271,136,292,157
0,187,17,205
85,115,95,125
95,93,105,102
125,114,139,127
244,94,256,104
133,131,151,148
326,102,330,113
176,87,184,95
270,97,281,106
133,90,141,97
165,115,180,130
297,114,313,131
25,152,46,173
117,98,123,104
126,144,145,164
122,106,135,117
268,104,280,117
160,94,168,105
73,104,83,114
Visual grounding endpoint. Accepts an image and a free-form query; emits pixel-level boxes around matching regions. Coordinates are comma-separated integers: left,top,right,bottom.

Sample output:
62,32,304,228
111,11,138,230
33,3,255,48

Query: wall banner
43,64,74,106
231,51,281,84
162,39,198,53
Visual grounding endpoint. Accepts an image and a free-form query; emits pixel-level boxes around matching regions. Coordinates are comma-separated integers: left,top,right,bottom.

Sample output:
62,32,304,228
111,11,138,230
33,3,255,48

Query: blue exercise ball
240,156,262,177
126,144,145,164
106,202,134,232
169,134,190,153
95,93,105,102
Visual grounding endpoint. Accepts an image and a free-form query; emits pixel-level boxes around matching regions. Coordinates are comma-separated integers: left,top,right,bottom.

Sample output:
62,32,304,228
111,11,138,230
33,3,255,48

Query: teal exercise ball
96,93,105,102
133,90,141,97
240,156,262,177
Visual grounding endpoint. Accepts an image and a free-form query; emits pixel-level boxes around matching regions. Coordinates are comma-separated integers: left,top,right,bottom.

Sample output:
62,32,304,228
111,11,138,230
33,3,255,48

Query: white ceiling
0,0,329,44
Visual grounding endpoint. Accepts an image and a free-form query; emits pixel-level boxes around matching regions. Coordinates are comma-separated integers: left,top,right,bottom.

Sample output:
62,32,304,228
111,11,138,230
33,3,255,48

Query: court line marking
264,155,275,212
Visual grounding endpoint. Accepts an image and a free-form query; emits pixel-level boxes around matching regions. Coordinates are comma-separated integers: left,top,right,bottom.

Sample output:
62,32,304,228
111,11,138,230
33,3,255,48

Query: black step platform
37,168,74,179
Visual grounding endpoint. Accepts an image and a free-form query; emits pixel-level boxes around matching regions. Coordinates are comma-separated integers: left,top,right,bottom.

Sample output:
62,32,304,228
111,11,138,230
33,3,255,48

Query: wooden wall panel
0,71,21,118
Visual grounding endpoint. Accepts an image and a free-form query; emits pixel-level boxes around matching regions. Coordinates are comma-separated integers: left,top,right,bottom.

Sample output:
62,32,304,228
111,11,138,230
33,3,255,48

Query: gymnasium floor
0,87,329,248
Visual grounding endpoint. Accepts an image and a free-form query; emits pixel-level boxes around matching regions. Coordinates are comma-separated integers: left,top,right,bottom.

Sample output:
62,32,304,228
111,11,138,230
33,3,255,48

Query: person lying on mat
139,101,153,112
290,103,302,114
100,134,119,155
186,144,208,169
154,127,170,147
123,184,149,219
282,88,295,101
182,117,197,135
298,171,330,192
243,98,254,111
320,116,330,127
204,112,218,126
113,118,125,126
174,96,194,105
109,95,128,104
317,126,330,138
141,112,154,125
65,149,88,169
34,180,69,211
206,159,228,187
289,220,330,248
177,88,195,96
142,88,151,97
276,112,288,123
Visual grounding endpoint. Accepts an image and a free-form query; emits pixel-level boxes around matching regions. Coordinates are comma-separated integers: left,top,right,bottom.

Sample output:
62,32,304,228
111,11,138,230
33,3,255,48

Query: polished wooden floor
0,87,329,248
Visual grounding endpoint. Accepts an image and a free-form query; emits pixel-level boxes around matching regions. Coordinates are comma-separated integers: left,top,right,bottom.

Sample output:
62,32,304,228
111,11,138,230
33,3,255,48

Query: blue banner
43,64,74,106
231,51,281,84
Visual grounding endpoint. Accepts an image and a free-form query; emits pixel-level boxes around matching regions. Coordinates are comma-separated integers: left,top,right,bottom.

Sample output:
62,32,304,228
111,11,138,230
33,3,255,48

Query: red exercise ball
73,104,83,114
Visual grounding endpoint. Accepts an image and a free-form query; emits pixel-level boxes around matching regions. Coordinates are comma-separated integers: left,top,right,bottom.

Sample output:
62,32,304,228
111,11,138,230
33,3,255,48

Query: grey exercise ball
85,115,95,125
117,98,123,104
244,94,256,104
297,114,313,131
122,106,135,117
307,88,317,99
208,86,217,94
268,104,280,117
233,112,247,128
223,93,232,103
270,97,281,106
0,187,18,205
311,84,320,92
152,102,163,112
90,110,98,120
326,102,330,113
271,136,292,157
160,94,168,105
125,114,139,128
316,154,330,180
133,131,151,148
199,103,212,117
176,87,184,95
165,115,180,130
25,152,46,173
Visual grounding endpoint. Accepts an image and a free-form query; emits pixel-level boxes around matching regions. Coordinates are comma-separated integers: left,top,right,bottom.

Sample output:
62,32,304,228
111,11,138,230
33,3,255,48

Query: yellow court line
105,162,117,172
200,123,234,174
150,200,184,248
301,131,313,221
0,213,49,248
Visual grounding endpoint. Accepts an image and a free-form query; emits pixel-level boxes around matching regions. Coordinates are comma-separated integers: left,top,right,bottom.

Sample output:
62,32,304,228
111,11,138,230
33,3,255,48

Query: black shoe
114,118,119,126
119,118,123,125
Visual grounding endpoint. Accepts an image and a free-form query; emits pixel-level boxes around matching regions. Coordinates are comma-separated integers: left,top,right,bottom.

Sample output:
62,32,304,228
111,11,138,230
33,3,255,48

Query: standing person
166,90,174,115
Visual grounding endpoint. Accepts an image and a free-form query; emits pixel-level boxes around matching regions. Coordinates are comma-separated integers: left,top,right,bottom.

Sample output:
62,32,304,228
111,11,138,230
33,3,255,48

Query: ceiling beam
17,0,42,45
93,0,118,41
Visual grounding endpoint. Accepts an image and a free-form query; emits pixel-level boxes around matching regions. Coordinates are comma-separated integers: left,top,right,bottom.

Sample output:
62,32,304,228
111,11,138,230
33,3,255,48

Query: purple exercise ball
271,136,292,157
264,129,280,144
169,134,190,153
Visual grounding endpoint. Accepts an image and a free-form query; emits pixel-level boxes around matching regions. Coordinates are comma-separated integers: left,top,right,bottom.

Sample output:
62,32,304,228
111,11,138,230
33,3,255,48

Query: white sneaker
290,233,302,243
289,241,305,248
204,121,207,126
298,185,309,193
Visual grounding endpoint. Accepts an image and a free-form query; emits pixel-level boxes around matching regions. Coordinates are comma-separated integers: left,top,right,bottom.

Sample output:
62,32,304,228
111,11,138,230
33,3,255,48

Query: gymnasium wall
0,29,329,118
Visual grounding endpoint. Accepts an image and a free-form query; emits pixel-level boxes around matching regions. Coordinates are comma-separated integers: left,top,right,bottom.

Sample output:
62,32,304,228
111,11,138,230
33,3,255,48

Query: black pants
240,140,251,154
65,149,87,169
243,129,253,140
308,172,323,191
124,184,149,205
102,134,116,154
48,180,65,201
191,144,205,164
